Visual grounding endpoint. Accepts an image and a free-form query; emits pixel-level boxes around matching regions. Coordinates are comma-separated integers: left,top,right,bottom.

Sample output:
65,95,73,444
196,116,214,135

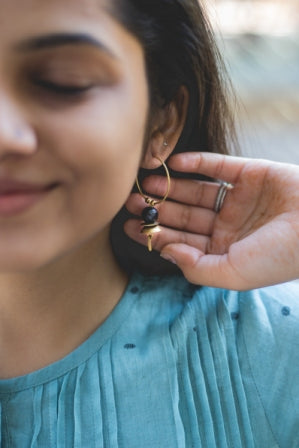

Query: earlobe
140,86,189,170
141,131,172,169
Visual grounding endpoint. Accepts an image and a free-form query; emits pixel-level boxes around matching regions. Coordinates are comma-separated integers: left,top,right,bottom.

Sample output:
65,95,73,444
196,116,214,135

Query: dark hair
109,0,236,274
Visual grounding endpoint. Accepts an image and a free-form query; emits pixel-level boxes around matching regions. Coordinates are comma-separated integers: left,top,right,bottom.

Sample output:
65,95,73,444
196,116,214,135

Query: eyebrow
16,33,117,58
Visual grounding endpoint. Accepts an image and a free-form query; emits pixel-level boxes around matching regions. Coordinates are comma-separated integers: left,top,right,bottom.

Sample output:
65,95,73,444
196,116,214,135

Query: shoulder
180,280,299,446
236,282,299,446
235,282,299,377
235,281,299,377
237,281,299,349
133,274,299,445
163,277,299,364
137,273,299,333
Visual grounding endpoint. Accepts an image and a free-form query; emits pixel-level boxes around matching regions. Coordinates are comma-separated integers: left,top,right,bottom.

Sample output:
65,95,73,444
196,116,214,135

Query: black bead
142,206,159,224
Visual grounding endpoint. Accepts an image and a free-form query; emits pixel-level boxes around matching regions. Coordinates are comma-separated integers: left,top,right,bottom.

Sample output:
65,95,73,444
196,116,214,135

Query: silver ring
214,182,233,213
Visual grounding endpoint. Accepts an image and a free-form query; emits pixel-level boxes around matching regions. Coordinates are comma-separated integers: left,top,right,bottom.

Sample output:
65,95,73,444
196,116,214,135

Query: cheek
37,85,148,225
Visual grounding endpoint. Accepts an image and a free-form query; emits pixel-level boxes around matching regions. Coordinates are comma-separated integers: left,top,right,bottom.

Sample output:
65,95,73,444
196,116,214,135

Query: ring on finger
214,181,234,213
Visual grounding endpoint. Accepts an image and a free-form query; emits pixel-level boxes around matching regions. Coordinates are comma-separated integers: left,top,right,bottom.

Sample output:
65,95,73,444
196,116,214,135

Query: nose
0,91,37,158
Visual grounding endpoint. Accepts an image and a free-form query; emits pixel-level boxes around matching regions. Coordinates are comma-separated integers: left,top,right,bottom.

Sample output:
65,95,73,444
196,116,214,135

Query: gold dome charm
141,223,161,252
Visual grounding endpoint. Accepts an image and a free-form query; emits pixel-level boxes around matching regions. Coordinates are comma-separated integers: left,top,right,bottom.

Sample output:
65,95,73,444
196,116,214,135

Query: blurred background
207,0,299,163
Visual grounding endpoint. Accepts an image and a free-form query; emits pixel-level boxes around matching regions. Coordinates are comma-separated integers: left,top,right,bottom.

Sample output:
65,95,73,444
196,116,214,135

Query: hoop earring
136,157,171,252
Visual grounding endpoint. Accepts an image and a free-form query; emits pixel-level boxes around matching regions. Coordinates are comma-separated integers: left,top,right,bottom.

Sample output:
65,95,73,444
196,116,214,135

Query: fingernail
160,253,177,265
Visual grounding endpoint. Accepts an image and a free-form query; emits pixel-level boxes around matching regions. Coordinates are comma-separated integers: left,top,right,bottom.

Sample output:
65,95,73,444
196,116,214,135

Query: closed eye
32,78,93,95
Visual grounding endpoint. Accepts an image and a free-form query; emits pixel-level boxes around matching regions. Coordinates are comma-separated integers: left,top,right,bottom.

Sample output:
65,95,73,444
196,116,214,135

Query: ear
141,86,189,169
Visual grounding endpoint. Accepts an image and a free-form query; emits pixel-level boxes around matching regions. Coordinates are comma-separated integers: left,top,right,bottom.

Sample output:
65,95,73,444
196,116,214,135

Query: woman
0,0,298,446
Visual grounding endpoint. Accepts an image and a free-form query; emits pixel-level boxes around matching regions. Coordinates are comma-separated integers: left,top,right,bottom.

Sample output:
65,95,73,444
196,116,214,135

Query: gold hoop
135,157,171,206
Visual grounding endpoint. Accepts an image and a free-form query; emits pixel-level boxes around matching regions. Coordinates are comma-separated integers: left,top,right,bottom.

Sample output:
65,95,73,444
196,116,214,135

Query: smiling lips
0,179,58,216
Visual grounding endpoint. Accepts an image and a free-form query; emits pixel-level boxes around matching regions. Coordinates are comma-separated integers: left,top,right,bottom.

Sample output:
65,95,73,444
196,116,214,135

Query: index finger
169,152,249,184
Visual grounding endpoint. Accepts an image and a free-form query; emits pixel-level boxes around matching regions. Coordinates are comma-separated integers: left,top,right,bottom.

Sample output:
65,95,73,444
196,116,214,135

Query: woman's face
0,0,149,271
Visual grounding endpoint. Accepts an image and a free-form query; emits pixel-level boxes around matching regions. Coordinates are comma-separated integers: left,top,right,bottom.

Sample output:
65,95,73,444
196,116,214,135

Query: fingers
124,219,210,253
160,243,226,286
126,193,216,235
142,175,220,208
124,222,248,290
160,243,247,290
169,152,249,184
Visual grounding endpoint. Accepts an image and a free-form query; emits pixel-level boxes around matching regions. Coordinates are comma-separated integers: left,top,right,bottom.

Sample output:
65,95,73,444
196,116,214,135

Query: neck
0,231,128,379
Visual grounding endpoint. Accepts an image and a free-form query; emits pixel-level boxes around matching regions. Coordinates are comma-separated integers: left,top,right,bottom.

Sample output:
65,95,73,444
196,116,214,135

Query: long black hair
109,0,236,274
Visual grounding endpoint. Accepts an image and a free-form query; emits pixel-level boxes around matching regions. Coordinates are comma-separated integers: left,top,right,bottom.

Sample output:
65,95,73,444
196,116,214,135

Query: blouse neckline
0,272,143,394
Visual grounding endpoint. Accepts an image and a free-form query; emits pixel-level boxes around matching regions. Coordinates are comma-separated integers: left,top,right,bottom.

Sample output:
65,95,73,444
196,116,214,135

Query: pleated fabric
0,273,298,448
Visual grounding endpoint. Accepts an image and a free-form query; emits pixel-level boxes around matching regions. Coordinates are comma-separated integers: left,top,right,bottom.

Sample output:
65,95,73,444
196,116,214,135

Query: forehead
0,0,118,40
0,0,107,16
0,0,141,64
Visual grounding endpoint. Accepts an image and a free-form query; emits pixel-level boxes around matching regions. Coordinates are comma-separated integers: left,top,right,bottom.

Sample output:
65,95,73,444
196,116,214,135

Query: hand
125,152,299,290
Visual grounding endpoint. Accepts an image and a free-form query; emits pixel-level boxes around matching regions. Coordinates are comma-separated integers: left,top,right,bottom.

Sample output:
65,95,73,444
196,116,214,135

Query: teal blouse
0,273,298,447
